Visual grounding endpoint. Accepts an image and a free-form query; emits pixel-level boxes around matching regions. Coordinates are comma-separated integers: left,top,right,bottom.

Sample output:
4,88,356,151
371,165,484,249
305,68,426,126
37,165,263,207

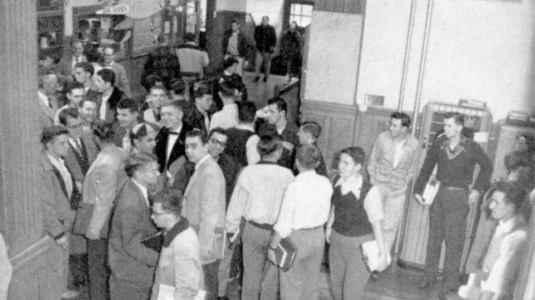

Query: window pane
302,4,313,17
295,4,302,14
301,16,311,27
291,4,296,14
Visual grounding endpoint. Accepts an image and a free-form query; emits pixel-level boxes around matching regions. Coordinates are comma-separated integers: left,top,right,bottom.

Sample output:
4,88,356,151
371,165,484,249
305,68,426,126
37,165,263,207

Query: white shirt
209,103,238,130
99,93,111,120
274,170,333,238
38,91,50,108
235,124,260,165
226,163,295,233
132,179,150,207
393,139,405,168
166,124,183,161
47,153,73,199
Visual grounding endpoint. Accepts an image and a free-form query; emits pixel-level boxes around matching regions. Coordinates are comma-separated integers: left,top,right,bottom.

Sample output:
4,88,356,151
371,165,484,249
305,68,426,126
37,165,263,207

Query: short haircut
184,32,196,42
391,112,411,128
222,56,239,70
191,80,213,99
209,127,227,139
124,152,158,178
231,19,239,25
290,21,298,27
218,80,235,98
70,38,82,47
161,99,186,112
103,46,115,54
75,61,95,77
491,181,527,214
58,107,80,126
186,129,208,145
117,98,139,113
257,134,282,158
169,78,186,95
38,67,56,88
151,84,169,96
92,120,115,143
97,68,115,86
85,48,102,64
267,97,287,114
145,74,163,90
340,146,366,166
443,112,464,126
65,81,85,94
152,189,183,216
41,125,69,146
301,121,322,140
296,144,320,169
130,122,158,144
237,101,256,123
80,97,98,108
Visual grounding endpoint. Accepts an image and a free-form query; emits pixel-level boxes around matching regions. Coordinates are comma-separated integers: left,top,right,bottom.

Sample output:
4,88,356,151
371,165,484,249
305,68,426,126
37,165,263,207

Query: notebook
272,237,298,272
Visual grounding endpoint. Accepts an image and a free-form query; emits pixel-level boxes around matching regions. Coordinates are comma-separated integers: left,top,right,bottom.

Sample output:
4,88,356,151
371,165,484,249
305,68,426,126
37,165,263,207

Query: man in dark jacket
281,21,302,84
254,16,277,82
222,20,251,76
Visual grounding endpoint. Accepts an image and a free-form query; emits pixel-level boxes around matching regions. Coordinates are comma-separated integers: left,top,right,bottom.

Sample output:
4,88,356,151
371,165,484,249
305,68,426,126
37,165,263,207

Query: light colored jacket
182,155,226,264
151,226,203,300
82,144,126,236
367,131,419,192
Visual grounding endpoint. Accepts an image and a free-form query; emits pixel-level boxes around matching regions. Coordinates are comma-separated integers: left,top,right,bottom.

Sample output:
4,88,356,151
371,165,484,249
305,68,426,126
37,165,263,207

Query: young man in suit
102,46,131,97
73,61,98,98
54,81,86,125
154,100,193,176
108,153,161,300
114,98,139,152
37,68,60,129
183,129,226,300
40,125,81,300
94,68,125,123
57,39,87,78
222,20,250,76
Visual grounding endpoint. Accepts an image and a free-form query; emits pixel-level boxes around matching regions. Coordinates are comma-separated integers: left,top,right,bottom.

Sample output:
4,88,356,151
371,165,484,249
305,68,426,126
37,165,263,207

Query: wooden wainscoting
301,100,359,170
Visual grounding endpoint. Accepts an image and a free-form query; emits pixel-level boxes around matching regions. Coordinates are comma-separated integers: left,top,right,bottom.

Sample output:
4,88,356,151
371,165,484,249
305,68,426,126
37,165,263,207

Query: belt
298,225,323,231
248,220,273,231
226,53,242,58
443,185,468,191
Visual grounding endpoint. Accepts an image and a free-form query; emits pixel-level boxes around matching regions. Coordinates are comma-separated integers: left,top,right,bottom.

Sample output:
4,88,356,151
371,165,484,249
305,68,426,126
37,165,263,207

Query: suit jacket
222,29,250,57
40,150,79,239
186,108,209,133
37,92,59,129
154,122,193,173
104,62,131,97
82,145,127,237
96,86,125,123
64,132,99,184
56,55,88,77
108,179,159,288
183,155,226,264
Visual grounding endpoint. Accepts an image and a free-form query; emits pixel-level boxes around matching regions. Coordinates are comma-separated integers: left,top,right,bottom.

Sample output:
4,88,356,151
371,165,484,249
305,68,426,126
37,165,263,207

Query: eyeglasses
210,138,227,148
151,210,171,217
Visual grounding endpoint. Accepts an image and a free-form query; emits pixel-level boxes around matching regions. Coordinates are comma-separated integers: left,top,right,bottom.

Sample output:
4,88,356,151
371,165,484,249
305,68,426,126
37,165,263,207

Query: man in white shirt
209,80,238,130
458,181,528,300
366,112,419,256
176,32,209,80
54,81,86,125
268,144,333,300
226,134,295,300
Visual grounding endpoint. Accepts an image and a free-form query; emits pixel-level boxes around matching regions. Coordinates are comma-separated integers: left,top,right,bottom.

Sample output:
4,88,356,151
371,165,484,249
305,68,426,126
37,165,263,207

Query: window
290,3,313,27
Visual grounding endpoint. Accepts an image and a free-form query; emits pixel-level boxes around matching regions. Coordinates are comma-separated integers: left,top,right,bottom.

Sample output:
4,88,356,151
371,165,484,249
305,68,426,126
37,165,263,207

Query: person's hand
86,229,100,240
75,181,83,193
376,252,389,272
468,189,481,205
56,235,68,249
414,194,426,206
325,227,332,244
267,248,277,265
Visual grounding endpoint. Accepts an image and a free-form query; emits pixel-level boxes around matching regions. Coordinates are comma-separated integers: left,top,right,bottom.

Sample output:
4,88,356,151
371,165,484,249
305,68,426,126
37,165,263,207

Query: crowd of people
27,18,534,300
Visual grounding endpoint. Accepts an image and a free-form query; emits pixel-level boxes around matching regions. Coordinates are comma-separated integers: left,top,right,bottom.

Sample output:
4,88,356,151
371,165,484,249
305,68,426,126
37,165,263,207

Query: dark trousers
88,238,110,300
109,275,150,300
424,187,469,289
203,260,221,300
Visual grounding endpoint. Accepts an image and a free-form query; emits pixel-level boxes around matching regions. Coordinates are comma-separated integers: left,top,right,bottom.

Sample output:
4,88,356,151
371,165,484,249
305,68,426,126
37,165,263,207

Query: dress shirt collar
497,215,523,235
46,152,66,169
335,173,363,198
195,154,210,171
295,169,317,181
169,124,183,135
224,71,232,76
163,217,190,247
132,179,150,207
38,91,50,105
236,124,255,132
258,160,278,166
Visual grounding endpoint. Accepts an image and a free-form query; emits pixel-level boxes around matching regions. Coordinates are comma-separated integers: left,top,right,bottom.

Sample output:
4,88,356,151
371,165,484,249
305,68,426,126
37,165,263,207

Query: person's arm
472,143,493,194
119,66,131,97
367,135,381,185
246,135,261,165
325,206,335,244
118,206,159,266
173,239,202,299
364,186,388,271
201,52,209,68
198,172,224,261
41,171,67,241
87,160,118,239
226,174,249,237
270,27,277,51
413,139,440,197
405,138,420,183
